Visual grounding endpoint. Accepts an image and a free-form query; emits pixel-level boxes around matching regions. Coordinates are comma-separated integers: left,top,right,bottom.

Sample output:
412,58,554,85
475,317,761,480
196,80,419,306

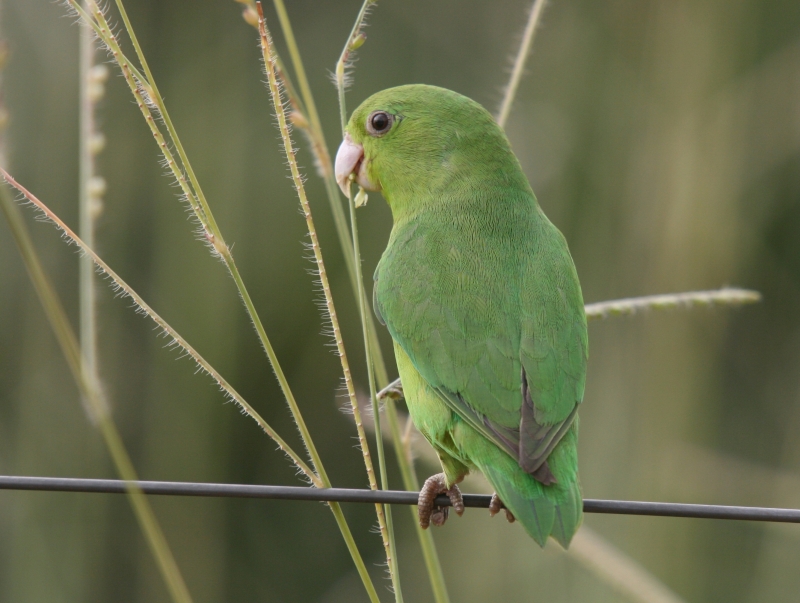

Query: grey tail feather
532,460,557,485
483,464,583,549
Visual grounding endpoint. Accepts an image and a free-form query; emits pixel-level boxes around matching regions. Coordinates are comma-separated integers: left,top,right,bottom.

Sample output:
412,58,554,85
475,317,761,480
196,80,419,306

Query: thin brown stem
256,5,388,600
1,170,319,485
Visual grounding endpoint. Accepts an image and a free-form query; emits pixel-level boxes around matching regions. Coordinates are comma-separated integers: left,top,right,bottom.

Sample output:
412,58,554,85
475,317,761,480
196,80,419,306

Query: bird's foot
418,473,464,529
489,493,516,523
377,378,404,402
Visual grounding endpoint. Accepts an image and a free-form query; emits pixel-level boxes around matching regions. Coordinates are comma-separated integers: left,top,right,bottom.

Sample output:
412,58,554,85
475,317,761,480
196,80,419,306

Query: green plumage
345,85,588,547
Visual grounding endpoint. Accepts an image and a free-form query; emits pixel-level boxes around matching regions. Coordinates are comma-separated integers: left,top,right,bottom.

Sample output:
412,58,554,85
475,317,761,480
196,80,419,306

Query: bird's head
335,84,527,218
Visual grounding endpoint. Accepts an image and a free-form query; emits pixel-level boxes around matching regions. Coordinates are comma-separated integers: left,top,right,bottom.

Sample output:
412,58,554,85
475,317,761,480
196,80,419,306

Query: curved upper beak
335,133,378,197
335,133,364,196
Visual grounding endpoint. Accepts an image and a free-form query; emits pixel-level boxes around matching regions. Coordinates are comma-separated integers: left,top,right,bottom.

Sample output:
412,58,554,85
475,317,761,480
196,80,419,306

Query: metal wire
2,476,799,523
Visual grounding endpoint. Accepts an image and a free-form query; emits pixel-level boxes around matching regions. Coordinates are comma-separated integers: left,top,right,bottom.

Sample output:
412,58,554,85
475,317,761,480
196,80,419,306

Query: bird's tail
477,424,583,548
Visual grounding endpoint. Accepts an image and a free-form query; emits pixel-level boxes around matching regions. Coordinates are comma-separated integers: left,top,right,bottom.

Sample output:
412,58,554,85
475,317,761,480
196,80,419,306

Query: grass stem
496,0,547,128
256,6,389,599
584,288,761,320
71,0,327,489
335,0,373,134
269,0,391,384
350,185,403,601
332,2,452,599
264,1,449,596
66,2,385,596
387,402,451,603
1,170,319,484
79,7,101,405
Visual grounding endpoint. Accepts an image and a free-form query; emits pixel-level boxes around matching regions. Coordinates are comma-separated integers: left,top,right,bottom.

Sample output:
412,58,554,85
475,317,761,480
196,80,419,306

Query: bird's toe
489,492,515,523
419,473,463,528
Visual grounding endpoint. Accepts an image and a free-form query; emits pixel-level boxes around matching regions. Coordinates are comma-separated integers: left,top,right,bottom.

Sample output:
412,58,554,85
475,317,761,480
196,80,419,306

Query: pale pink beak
335,133,377,196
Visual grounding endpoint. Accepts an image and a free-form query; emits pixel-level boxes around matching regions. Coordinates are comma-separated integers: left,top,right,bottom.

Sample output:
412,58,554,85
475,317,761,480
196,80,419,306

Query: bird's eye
366,111,394,136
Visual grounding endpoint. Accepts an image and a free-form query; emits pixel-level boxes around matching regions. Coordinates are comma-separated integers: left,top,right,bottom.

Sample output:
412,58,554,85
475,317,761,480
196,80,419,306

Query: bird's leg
489,493,516,523
418,473,464,529
377,377,404,402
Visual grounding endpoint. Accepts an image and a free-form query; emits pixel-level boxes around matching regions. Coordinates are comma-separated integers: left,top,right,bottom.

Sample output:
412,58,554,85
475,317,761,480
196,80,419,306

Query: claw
418,473,464,529
489,493,516,523
377,377,404,402
430,507,449,527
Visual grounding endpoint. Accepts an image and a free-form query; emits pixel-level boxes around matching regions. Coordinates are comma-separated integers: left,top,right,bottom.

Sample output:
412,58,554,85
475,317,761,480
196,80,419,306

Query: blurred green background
2,0,800,601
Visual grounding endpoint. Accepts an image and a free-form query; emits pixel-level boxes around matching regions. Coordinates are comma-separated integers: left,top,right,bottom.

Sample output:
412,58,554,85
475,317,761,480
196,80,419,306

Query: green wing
375,202,587,478
517,223,587,474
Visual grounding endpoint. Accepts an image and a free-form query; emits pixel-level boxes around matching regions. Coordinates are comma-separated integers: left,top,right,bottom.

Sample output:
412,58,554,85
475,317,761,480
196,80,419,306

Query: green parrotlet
335,84,588,548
